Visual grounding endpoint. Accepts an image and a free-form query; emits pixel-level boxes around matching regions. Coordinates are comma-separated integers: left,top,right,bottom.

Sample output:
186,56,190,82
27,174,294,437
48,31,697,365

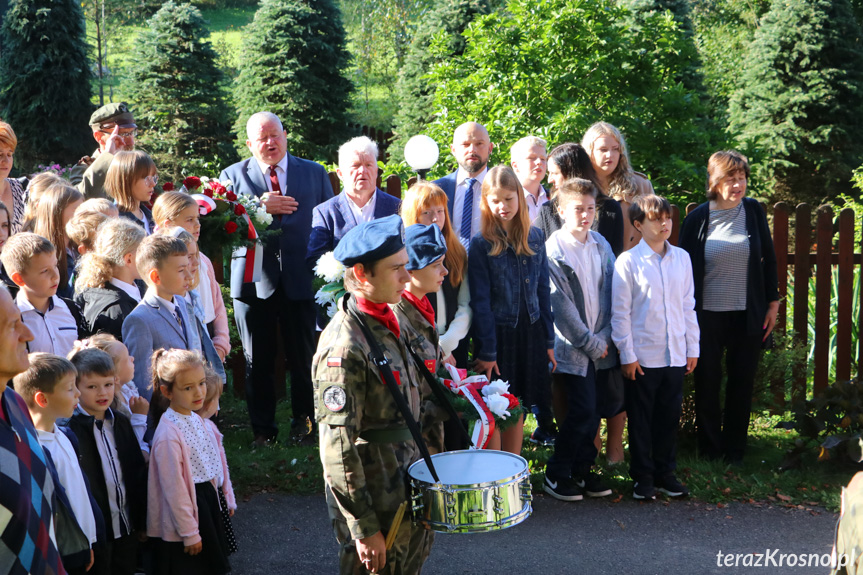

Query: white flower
327,300,339,318
200,176,211,184
315,287,336,306
484,393,511,419
315,251,346,283
255,207,273,227
482,379,510,397
223,178,234,189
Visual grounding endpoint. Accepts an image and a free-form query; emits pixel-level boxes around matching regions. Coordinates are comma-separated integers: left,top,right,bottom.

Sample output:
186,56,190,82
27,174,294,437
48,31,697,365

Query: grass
221,393,852,511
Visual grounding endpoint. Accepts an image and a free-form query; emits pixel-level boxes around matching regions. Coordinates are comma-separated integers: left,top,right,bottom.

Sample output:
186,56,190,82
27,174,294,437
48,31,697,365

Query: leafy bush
791,379,863,464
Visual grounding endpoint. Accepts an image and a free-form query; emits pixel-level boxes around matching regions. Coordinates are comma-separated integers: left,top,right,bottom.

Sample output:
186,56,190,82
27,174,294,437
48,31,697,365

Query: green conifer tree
728,0,863,203
0,0,92,169
123,2,238,182
233,0,354,162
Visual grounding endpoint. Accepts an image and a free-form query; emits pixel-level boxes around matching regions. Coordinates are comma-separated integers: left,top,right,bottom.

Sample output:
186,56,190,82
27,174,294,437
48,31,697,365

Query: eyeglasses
144,175,159,185
100,129,137,139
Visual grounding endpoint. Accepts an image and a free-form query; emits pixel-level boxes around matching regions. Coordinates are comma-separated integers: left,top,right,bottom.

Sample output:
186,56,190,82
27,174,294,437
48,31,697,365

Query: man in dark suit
433,122,493,249
220,111,333,446
306,136,401,270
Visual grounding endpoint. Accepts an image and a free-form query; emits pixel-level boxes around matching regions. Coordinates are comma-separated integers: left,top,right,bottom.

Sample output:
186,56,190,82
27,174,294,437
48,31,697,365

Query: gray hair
338,136,379,171
246,112,284,140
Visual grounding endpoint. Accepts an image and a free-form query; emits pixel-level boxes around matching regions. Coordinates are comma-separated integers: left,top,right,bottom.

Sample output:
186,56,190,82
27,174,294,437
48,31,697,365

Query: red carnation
234,204,246,216
203,188,213,198
162,182,175,192
225,221,238,234
182,176,201,190
503,393,519,410
226,191,237,202
210,182,227,196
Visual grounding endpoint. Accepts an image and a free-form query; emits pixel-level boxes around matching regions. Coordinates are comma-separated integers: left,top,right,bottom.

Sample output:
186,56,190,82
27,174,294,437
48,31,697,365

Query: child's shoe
633,479,656,500
656,474,689,497
543,474,583,502
576,472,612,498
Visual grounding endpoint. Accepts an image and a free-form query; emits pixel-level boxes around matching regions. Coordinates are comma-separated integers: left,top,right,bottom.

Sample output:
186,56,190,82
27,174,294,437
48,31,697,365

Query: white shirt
109,278,142,302
16,293,78,356
451,167,488,243
255,154,288,194
549,229,601,332
147,288,177,317
197,256,216,324
118,382,149,453
611,239,700,368
524,185,549,223
37,425,99,545
346,190,377,225
435,276,473,358
80,407,131,539
164,408,222,485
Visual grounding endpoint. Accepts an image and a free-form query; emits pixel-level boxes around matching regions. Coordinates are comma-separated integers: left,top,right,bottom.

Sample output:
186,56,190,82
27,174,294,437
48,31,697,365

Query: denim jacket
546,230,617,376
469,226,554,362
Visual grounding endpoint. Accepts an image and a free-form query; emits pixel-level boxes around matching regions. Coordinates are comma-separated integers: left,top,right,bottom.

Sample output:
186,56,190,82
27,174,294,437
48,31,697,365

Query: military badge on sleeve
323,386,347,412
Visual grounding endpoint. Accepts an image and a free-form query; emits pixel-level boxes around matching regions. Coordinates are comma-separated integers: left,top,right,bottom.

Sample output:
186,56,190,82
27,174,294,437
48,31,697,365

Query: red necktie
270,165,281,225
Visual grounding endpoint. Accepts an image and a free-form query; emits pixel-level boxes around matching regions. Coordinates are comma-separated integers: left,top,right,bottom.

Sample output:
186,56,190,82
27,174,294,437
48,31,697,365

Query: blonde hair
0,121,17,152
28,183,83,286
509,136,547,163
158,226,199,289
400,181,466,287
75,218,145,290
0,232,54,276
152,191,197,229
150,348,204,426
65,199,116,253
479,166,534,257
199,365,223,407
581,122,639,203
105,150,155,212
23,173,64,224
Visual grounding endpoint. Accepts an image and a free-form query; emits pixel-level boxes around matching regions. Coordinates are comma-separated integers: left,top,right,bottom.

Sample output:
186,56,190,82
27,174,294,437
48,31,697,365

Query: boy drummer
313,214,432,574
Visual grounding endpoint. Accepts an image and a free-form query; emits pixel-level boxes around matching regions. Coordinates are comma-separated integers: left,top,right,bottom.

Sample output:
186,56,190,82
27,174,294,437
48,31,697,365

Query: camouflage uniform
314,301,432,575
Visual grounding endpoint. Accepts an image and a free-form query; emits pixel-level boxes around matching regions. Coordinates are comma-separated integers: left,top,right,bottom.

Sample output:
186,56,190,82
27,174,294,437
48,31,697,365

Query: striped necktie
460,177,477,248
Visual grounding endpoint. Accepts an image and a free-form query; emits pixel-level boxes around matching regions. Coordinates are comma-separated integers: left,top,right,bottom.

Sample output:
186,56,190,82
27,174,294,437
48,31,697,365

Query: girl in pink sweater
147,349,235,575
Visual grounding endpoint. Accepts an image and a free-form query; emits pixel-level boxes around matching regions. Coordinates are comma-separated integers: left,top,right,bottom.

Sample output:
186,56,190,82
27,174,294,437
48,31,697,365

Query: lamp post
404,135,439,181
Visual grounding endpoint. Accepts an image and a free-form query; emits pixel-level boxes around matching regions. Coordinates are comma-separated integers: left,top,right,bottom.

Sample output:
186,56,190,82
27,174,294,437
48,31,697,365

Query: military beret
334,214,405,267
405,224,447,271
89,102,136,128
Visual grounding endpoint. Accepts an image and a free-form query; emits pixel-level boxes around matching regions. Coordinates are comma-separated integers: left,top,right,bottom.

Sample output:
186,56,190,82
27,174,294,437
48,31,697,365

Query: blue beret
334,214,406,267
405,224,447,271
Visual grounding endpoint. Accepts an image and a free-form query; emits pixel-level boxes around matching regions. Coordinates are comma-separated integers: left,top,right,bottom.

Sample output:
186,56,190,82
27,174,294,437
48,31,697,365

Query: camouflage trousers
333,515,434,575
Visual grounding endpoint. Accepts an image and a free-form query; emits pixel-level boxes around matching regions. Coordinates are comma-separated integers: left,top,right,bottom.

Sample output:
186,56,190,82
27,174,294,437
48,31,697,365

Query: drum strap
404,344,475,449
347,297,441,484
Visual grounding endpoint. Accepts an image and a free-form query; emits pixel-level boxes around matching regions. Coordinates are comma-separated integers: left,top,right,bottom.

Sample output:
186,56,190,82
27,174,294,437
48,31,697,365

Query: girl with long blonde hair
469,165,555,455
400,181,472,366
27,182,84,298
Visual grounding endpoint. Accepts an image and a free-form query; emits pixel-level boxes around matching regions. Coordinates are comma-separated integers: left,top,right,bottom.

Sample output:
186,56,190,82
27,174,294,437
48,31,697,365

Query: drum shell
408,450,532,534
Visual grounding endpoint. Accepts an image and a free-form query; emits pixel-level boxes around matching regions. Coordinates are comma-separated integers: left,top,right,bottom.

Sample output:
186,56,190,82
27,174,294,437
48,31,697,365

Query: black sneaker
543,475,583,502
656,474,689,497
633,480,656,500
576,473,612,498
529,427,556,447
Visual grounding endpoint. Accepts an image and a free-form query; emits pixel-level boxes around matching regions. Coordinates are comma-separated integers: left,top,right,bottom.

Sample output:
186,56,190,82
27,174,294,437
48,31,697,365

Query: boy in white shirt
611,194,699,501
16,353,98,574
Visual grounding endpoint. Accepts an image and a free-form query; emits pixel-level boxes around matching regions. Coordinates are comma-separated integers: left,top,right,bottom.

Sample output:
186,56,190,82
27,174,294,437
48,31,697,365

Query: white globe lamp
404,135,439,180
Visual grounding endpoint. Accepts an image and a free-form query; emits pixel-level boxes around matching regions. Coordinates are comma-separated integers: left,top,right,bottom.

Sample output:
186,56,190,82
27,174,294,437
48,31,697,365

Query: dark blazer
219,153,333,300
75,283,141,341
433,171,458,218
305,189,401,270
678,197,779,337
67,409,148,539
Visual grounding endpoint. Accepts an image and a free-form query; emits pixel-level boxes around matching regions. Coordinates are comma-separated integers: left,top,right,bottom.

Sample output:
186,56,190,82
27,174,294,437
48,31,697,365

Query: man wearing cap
70,102,137,199
313,214,432,575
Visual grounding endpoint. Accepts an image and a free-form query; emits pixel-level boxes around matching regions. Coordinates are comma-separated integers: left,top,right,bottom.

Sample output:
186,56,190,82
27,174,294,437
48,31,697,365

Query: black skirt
494,300,550,409
152,481,232,575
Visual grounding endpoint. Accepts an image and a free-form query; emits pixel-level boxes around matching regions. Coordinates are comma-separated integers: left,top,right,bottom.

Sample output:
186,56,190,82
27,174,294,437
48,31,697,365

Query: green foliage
391,0,494,160
728,0,863,205
0,0,93,170
233,0,354,163
421,0,720,204
791,379,863,465
123,2,238,183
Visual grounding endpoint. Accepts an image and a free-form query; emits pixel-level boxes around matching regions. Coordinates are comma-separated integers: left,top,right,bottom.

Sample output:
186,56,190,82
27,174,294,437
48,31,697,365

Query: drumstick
385,502,408,550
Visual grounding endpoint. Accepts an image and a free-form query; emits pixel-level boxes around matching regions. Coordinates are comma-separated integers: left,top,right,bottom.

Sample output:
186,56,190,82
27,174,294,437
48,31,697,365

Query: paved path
230,494,838,574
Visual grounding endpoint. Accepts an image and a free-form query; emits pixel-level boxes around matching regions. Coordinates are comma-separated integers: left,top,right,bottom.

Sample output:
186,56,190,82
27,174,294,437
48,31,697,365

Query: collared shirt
451,166,488,242
77,406,131,539
16,293,78,356
255,154,289,195
524,185,549,223
109,278,142,303
37,425,99,545
611,239,700,368
346,190,377,225
550,229,601,332
147,288,177,317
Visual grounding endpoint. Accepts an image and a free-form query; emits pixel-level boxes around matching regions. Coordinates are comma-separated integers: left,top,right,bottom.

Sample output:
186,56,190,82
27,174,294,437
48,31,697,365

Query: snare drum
408,450,532,534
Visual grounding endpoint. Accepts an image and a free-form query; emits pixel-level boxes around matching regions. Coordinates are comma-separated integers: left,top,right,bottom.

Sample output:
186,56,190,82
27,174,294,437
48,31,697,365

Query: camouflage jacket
394,297,447,454
313,301,423,541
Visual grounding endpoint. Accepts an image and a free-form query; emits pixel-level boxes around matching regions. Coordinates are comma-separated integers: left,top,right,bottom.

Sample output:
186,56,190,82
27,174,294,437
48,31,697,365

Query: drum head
409,450,528,486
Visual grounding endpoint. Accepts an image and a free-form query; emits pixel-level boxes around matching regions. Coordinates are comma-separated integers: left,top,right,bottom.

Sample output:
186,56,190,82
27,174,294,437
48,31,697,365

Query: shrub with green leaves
791,379,863,464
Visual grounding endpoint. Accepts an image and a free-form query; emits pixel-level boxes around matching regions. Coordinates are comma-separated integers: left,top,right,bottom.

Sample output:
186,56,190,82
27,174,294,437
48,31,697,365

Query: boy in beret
312,214,433,575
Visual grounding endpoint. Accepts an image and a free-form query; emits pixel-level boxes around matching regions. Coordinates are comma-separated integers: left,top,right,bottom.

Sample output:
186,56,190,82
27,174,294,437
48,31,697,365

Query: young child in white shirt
611,194,699,501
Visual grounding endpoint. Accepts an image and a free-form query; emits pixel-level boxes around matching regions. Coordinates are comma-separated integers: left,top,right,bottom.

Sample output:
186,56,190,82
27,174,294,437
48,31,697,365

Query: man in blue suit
219,112,333,446
306,136,401,270
433,122,494,249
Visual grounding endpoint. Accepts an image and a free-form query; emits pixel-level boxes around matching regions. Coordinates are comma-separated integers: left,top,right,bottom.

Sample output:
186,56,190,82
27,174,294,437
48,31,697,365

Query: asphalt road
229,493,838,574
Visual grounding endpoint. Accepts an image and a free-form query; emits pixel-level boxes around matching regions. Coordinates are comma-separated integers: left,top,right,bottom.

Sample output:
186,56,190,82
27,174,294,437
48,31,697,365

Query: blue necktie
460,178,477,248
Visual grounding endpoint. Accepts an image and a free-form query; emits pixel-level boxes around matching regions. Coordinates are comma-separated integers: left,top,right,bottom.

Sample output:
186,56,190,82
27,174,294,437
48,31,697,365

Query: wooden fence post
772,202,790,409
836,208,855,383
813,205,833,395
792,203,812,402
